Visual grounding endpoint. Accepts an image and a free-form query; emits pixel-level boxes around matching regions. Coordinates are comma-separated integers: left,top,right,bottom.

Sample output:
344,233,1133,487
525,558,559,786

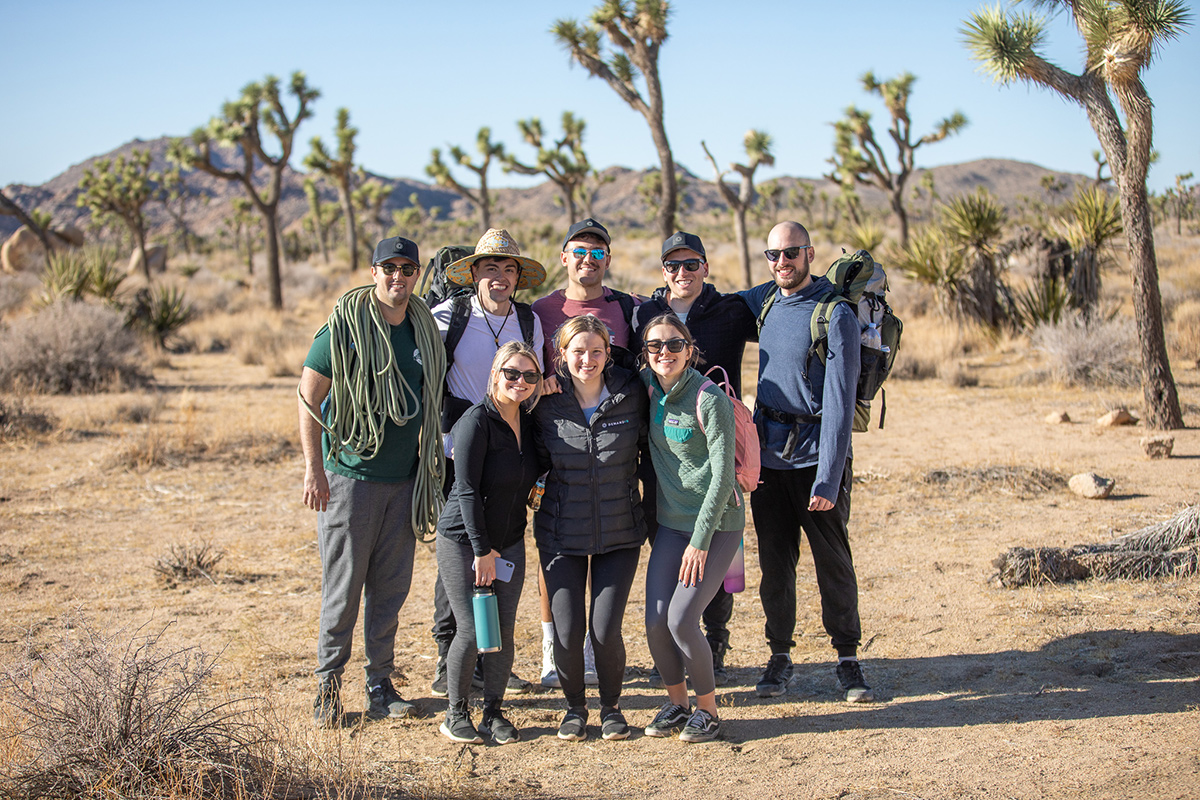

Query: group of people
297,216,875,745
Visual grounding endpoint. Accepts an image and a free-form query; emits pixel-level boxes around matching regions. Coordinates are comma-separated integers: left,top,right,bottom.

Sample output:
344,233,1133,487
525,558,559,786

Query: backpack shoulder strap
755,289,777,336
809,292,852,365
608,289,637,326
514,301,536,347
443,294,473,371
694,378,717,435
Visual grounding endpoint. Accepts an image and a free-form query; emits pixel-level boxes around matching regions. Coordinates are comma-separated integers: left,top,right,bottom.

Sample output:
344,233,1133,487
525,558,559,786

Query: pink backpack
695,366,761,497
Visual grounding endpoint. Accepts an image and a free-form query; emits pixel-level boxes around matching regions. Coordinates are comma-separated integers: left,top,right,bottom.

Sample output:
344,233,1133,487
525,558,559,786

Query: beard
773,261,809,291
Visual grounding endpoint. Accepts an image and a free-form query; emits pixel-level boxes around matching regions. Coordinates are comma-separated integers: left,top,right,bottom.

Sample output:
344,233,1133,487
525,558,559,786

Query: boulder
128,244,168,275
1,226,47,272
1069,472,1115,499
1140,435,1174,460
1044,410,1071,424
1096,408,1138,427
51,225,85,247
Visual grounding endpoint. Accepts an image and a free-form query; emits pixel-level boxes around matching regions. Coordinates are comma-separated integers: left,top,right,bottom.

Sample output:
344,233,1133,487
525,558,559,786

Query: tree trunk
1069,245,1099,318
264,211,281,309
134,227,151,282
245,229,254,276
338,182,358,271
734,207,751,289
892,191,910,249
317,224,330,264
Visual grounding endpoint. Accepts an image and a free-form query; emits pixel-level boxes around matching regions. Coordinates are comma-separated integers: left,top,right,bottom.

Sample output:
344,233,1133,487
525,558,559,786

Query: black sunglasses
499,367,540,384
644,338,688,354
662,259,704,274
763,245,812,262
376,262,419,276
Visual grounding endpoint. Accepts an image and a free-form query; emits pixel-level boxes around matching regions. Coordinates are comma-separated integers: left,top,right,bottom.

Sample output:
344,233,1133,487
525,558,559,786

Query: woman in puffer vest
532,314,649,743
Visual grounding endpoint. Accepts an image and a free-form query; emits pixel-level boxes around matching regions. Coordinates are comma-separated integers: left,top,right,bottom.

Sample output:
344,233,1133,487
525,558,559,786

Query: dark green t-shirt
303,316,424,482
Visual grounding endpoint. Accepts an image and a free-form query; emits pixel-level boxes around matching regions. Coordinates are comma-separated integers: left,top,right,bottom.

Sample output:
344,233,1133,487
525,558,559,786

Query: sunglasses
376,262,419,276
569,247,608,261
499,367,540,384
644,338,688,354
764,245,812,262
662,259,704,274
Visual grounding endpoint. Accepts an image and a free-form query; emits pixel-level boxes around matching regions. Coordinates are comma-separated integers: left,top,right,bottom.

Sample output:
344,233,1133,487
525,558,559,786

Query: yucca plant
894,225,968,319
1061,185,1122,316
1009,271,1071,331
128,285,195,349
846,218,886,252
38,250,91,306
84,244,127,305
941,188,1008,328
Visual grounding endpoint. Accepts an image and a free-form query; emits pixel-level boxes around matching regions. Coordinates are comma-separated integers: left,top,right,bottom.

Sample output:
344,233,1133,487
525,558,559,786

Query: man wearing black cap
299,236,442,727
631,230,758,684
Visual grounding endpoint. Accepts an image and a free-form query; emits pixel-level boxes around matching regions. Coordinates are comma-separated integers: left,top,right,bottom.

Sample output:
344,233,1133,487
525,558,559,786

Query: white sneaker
541,636,561,688
583,632,599,686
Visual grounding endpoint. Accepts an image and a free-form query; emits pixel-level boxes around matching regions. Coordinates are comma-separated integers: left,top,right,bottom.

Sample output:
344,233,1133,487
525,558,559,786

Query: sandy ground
2,348,1198,800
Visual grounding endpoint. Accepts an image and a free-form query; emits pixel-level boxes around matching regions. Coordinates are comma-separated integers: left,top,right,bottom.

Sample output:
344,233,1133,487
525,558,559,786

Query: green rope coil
300,285,446,542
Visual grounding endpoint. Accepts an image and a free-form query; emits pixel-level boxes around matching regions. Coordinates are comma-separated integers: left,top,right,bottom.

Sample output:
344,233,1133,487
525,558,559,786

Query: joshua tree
304,108,360,269
912,171,940,219
392,192,442,243
701,130,775,289
170,71,318,309
1092,150,1112,185
155,166,203,254
77,149,159,280
226,197,258,275
1061,185,1122,315
941,187,1008,328
553,0,676,238
827,72,967,248
0,190,53,252
1166,172,1194,235
504,112,593,224
352,178,393,248
426,127,504,233
963,0,1186,428
302,178,339,264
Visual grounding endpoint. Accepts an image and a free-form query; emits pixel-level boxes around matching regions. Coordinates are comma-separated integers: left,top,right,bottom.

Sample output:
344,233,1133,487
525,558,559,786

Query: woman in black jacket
532,314,649,742
435,342,544,745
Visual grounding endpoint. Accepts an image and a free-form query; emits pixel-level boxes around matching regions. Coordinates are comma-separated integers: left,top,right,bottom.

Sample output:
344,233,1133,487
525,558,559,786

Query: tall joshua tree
963,0,1187,429
504,112,593,224
426,127,505,233
553,0,676,238
701,130,775,289
170,72,318,309
0,190,52,252
77,148,159,280
304,108,360,269
827,72,967,248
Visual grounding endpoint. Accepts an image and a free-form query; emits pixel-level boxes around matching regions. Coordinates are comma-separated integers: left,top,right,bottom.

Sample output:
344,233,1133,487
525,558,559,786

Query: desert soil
2,348,1198,800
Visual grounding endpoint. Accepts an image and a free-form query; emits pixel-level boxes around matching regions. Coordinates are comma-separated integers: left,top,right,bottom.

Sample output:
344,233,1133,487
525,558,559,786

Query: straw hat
445,228,546,290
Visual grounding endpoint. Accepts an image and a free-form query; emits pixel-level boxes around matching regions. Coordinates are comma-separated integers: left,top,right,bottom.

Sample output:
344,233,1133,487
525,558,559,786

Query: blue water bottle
473,585,502,653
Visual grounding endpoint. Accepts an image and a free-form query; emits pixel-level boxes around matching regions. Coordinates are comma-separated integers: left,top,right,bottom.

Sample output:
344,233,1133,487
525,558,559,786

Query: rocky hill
1,135,1091,244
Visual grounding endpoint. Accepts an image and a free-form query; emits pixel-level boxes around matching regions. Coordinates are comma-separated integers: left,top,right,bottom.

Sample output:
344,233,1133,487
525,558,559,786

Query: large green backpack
756,249,904,432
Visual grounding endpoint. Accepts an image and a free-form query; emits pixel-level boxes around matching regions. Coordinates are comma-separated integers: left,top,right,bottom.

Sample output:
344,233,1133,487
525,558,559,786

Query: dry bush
1170,299,1200,364
888,315,984,381
0,301,150,394
114,395,165,424
236,317,312,378
0,396,57,441
941,363,979,387
0,271,39,318
1030,313,1139,387
153,541,226,585
922,464,1067,497
109,424,297,472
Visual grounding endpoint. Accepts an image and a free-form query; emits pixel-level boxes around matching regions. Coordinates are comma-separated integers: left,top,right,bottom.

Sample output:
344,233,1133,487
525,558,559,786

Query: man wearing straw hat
428,228,547,697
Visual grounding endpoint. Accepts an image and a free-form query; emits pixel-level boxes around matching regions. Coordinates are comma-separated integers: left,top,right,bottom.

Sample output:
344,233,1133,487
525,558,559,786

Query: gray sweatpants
645,526,742,697
316,471,416,687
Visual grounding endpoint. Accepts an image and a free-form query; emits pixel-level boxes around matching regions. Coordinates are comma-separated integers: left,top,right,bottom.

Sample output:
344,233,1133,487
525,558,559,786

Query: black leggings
540,547,641,708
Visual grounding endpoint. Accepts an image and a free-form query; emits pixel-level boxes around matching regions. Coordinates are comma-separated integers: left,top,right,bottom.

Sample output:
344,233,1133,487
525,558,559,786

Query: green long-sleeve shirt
642,367,744,550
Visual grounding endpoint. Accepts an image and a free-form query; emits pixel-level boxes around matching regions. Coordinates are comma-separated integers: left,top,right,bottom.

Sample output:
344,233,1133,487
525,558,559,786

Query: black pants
432,458,457,646
750,460,861,658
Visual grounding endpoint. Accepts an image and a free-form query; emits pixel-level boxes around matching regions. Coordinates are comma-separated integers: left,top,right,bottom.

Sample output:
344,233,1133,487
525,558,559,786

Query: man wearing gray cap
298,236,446,727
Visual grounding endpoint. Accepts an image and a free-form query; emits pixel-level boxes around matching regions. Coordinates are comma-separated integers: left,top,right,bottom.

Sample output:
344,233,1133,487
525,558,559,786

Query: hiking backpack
695,365,761,496
419,244,475,307
756,248,903,432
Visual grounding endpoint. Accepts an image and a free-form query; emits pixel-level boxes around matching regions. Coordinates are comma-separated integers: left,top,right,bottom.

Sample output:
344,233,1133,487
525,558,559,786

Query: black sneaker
836,659,876,703
557,706,588,741
647,666,665,690
366,677,416,720
479,702,520,745
679,708,720,743
711,641,730,687
440,702,483,744
755,653,794,698
431,656,449,697
643,702,690,738
600,706,630,741
313,678,342,729
507,671,533,695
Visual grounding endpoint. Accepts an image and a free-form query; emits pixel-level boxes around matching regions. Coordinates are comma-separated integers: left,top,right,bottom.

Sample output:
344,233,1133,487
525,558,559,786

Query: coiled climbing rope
299,285,446,541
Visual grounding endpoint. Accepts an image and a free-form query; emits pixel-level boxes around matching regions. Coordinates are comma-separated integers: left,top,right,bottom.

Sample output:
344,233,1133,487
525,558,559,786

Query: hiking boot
711,641,730,687
431,640,451,697
643,702,690,738
647,666,665,690
755,653,794,698
836,659,876,703
557,706,588,741
479,700,520,744
313,678,342,729
366,677,416,720
679,708,720,743
583,634,599,686
507,671,532,695
541,636,561,688
600,705,630,741
440,700,482,744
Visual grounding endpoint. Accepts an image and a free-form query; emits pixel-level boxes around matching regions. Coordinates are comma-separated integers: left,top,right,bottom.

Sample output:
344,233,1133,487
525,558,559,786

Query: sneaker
431,651,449,698
541,637,561,688
313,678,342,729
600,706,630,741
711,641,730,687
479,702,520,744
836,659,876,703
507,671,533,695
557,706,588,741
583,635,599,686
366,677,416,720
440,702,483,744
647,666,665,690
679,708,720,743
643,702,690,738
756,653,794,698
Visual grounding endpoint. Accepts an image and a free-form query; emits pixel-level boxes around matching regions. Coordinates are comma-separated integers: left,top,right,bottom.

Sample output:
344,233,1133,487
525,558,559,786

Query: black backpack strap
443,294,472,373
607,289,637,327
514,301,536,347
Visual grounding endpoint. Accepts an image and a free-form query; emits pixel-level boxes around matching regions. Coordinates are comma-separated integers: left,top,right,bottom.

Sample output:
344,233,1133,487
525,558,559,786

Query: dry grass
0,395,57,441
1170,299,1200,365
921,464,1068,497
153,541,227,585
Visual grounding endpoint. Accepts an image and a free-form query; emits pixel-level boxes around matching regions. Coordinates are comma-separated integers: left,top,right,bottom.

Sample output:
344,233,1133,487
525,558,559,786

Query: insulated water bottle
723,536,746,593
473,585,502,653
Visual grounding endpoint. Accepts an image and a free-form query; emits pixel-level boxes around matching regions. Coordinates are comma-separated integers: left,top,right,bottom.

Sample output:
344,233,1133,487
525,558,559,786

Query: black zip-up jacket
531,365,649,556
631,282,758,396
437,397,541,557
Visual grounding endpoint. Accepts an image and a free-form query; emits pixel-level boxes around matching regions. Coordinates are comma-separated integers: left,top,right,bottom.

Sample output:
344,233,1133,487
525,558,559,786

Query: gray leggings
436,535,526,706
644,526,742,697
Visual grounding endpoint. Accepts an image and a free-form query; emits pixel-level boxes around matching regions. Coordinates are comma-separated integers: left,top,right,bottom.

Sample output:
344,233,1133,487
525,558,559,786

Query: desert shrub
114,397,163,424
1031,313,1139,387
0,271,39,317
0,396,56,440
153,541,226,585
941,363,979,387
891,350,939,380
0,302,150,394
1170,299,1200,364
126,285,195,349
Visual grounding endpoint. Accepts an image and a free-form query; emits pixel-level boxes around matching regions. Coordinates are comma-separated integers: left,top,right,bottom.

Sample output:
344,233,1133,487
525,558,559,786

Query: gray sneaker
313,678,342,729
755,653,794,698
557,706,588,741
600,706,630,741
366,678,416,720
679,708,720,743
836,659,876,703
643,702,690,738
440,701,482,744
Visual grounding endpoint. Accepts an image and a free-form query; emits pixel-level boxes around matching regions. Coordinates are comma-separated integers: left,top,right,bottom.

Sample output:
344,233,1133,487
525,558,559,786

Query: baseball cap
561,218,611,250
372,236,420,266
661,231,706,260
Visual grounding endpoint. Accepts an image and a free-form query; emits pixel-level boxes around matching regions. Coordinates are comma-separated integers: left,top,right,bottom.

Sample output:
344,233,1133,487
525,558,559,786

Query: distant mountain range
1,136,1093,242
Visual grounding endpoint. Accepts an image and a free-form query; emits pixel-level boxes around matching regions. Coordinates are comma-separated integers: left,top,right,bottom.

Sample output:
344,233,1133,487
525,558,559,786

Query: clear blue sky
2,0,1196,193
